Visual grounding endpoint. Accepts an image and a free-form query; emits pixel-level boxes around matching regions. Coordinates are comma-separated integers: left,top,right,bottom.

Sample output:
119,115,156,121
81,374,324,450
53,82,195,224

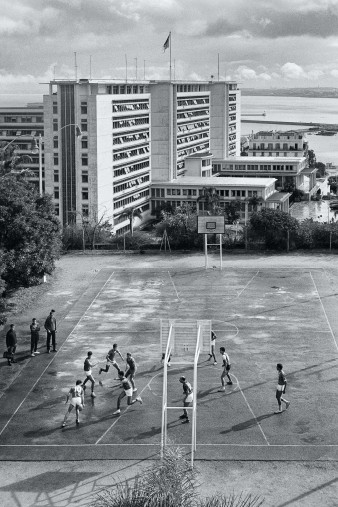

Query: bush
93,445,264,507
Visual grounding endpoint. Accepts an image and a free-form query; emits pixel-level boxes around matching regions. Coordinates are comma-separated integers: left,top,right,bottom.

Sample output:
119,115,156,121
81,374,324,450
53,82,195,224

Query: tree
247,195,264,212
119,206,142,236
156,203,201,249
315,161,326,178
0,175,62,286
224,200,241,223
308,149,316,168
197,187,220,214
249,208,299,249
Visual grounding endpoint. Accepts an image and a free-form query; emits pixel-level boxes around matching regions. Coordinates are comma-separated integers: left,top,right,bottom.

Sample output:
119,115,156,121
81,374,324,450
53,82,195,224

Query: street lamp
31,123,82,195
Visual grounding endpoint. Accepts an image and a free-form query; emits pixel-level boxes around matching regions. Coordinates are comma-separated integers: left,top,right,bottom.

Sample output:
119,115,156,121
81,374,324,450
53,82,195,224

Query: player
82,351,97,397
179,376,193,424
218,346,232,391
125,352,137,392
161,352,171,367
274,363,290,414
113,370,143,415
208,330,217,365
62,380,84,427
99,344,124,375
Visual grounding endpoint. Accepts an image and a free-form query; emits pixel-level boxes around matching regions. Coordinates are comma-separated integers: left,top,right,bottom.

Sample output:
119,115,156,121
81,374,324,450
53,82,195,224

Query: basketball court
0,265,337,462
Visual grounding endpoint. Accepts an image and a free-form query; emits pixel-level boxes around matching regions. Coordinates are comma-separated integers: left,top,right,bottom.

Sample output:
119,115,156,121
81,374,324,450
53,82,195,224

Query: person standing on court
113,370,142,415
62,380,85,427
6,324,17,366
179,376,193,424
44,309,57,353
30,318,40,357
82,351,97,397
218,346,232,391
274,363,290,414
208,330,217,365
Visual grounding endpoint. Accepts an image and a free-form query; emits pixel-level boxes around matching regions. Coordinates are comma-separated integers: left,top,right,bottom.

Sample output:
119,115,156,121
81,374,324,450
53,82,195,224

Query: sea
241,94,338,166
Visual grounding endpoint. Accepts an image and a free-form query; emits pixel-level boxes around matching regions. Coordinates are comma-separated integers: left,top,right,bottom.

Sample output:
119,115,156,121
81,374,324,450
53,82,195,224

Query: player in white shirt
62,380,84,427
218,346,233,392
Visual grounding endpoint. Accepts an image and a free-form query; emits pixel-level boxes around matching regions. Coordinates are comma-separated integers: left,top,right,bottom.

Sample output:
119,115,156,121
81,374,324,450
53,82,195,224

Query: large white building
42,79,241,233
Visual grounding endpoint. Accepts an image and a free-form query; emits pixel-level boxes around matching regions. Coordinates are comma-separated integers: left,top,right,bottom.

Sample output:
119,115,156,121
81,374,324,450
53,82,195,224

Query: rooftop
214,156,306,164
153,176,276,188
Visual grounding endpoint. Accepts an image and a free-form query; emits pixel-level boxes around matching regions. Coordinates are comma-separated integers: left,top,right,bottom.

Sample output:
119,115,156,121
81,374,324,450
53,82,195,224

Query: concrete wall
149,82,174,182
96,95,114,224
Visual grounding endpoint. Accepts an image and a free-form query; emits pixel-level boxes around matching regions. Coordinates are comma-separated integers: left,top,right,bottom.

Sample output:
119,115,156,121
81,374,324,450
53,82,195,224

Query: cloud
281,62,307,79
234,66,273,82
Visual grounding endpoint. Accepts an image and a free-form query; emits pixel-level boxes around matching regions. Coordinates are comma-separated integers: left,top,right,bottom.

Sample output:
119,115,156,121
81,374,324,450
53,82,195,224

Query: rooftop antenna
174,59,176,81
89,55,92,79
143,60,146,80
74,52,78,80
134,57,138,80
125,54,128,82
218,53,220,81
53,65,56,80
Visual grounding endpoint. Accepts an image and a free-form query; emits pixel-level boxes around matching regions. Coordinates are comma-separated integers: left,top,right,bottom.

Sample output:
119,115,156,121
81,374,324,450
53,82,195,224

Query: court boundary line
0,270,116,438
309,271,338,353
0,443,337,448
167,270,180,301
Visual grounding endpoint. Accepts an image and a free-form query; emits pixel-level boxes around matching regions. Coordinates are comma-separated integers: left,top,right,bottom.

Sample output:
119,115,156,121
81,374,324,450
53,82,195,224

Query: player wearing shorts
208,330,217,365
179,376,193,424
125,352,137,392
113,370,142,415
82,351,97,397
274,363,290,414
218,346,232,391
62,380,84,427
99,344,124,375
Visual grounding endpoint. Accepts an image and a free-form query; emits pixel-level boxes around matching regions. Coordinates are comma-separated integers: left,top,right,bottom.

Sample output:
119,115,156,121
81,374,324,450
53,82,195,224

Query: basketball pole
204,234,208,269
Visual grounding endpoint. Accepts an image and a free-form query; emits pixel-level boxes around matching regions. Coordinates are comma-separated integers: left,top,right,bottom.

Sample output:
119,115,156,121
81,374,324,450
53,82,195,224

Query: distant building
248,130,308,158
151,176,290,223
212,156,317,193
0,103,44,189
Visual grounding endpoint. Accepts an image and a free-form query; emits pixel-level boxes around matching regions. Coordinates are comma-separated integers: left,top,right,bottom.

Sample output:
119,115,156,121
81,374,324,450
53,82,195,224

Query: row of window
177,98,209,107
218,164,297,172
113,189,149,210
252,143,300,150
178,143,209,160
114,175,150,193
177,109,209,120
113,131,149,145
177,121,209,133
151,188,259,198
251,152,301,157
113,117,149,129
113,146,149,161
112,101,149,112
1,116,43,123
177,131,209,145
113,160,150,178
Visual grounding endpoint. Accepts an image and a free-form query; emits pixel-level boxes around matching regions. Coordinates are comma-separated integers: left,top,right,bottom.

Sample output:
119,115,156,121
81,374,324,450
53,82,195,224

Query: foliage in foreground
93,445,264,507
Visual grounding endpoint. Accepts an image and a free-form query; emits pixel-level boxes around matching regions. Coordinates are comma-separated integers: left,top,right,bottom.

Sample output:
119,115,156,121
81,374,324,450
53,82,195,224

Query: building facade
212,156,317,193
248,130,308,158
150,176,290,223
43,79,240,233
0,103,44,189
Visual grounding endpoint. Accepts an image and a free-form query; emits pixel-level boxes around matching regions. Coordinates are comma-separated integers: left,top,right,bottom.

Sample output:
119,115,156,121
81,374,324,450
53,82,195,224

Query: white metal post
204,234,208,269
38,133,43,195
219,234,222,270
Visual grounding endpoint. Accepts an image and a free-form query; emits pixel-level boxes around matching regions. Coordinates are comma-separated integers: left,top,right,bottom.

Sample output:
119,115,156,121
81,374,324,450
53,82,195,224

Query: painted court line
0,271,116,438
167,270,180,300
310,271,338,353
236,270,259,298
95,370,163,445
232,373,270,446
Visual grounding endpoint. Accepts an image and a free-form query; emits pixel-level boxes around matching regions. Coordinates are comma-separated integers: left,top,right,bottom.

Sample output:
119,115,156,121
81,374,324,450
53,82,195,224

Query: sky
1,0,338,101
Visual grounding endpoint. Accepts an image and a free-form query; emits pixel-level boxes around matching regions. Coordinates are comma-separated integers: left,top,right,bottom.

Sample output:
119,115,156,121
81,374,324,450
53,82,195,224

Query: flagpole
169,31,172,81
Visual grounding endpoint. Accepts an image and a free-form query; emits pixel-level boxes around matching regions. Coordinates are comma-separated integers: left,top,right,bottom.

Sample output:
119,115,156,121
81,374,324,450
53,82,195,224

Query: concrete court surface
0,251,338,506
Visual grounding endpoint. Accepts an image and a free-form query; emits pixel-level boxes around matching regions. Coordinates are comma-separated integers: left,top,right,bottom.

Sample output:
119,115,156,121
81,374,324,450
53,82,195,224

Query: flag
163,33,170,52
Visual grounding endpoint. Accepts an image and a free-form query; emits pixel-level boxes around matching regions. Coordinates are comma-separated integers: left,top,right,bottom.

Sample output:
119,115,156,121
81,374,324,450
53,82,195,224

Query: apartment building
248,130,308,158
0,104,44,189
42,78,240,233
212,156,317,192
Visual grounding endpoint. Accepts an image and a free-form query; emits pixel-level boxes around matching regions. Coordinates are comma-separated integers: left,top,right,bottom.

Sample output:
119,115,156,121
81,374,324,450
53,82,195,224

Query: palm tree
120,206,142,236
197,186,220,214
247,195,264,212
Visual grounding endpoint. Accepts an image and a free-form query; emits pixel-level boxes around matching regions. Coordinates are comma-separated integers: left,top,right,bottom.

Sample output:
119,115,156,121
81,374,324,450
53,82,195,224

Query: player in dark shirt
274,363,290,414
113,370,142,415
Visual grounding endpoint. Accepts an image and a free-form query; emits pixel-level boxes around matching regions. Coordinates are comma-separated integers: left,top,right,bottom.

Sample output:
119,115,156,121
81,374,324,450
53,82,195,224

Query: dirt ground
0,250,338,507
